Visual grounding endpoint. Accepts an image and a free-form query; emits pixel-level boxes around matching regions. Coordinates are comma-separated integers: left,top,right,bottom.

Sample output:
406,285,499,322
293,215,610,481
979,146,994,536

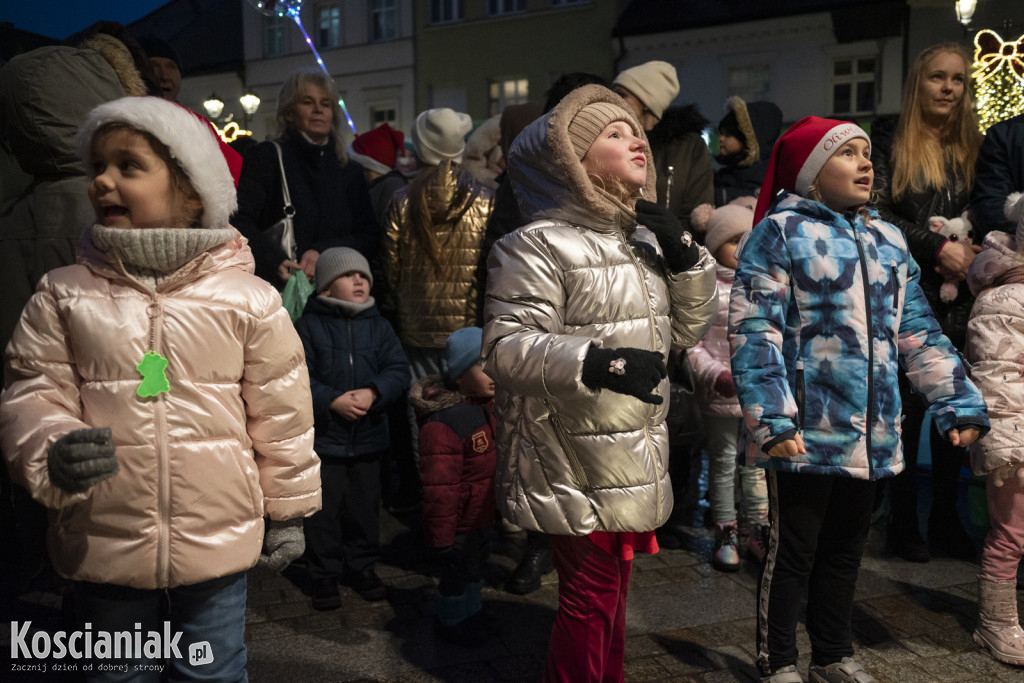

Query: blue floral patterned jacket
729,192,989,479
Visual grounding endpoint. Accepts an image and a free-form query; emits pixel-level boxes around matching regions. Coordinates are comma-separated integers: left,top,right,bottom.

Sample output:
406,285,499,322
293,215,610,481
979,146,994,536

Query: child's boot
713,521,740,572
745,518,770,564
974,577,1024,666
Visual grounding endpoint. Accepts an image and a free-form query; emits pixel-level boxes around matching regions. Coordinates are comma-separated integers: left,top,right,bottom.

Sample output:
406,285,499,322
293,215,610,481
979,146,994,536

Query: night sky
3,0,171,40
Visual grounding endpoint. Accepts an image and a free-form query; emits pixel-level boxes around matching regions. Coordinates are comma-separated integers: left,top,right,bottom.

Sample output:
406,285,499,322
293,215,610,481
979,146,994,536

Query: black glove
48,427,118,494
581,346,667,405
635,199,700,272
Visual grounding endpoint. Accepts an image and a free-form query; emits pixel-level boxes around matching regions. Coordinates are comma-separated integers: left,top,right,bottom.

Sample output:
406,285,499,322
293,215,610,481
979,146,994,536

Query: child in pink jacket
965,192,1024,667
0,97,320,681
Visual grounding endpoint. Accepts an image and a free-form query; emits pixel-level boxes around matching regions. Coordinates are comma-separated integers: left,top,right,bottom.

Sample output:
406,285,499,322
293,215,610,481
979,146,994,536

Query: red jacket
410,376,497,548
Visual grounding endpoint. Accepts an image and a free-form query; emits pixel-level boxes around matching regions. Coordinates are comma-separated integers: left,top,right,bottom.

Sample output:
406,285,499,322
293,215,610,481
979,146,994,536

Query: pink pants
543,534,633,683
980,475,1024,582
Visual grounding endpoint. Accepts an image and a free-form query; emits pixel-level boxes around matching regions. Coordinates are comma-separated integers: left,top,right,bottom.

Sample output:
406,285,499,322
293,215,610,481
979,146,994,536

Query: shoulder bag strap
271,141,296,219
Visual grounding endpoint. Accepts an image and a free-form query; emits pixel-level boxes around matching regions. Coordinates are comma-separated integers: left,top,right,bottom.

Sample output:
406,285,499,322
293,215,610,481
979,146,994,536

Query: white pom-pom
1005,192,1024,223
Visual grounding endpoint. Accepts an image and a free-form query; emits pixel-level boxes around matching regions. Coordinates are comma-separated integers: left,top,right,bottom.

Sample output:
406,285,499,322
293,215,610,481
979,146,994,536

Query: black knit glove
581,346,667,405
48,427,118,494
635,199,700,272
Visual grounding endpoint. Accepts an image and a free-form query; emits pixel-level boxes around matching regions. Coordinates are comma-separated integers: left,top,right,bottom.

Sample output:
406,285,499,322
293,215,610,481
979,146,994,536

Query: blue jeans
74,572,248,682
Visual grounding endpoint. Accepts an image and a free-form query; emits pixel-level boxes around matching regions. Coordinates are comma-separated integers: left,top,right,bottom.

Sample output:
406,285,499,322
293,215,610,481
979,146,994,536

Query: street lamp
239,90,261,128
956,0,977,27
203,93,225,120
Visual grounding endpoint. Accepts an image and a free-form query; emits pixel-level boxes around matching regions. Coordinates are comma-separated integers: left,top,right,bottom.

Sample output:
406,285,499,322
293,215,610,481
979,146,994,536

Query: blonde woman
871,42,984,562
235,68,377,285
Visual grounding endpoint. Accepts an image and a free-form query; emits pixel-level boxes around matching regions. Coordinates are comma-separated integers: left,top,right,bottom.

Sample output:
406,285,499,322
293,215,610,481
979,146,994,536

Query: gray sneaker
807,657,876,683
761,664,804,683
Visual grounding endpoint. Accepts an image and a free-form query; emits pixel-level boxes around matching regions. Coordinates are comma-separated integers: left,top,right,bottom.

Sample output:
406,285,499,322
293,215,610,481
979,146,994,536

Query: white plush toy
928,211,975,302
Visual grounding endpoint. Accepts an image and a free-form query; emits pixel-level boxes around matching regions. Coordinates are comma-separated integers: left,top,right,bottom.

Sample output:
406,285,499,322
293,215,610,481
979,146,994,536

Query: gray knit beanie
612,61,679,120
568,101,633,160
315,247,373,293
412,108,473,165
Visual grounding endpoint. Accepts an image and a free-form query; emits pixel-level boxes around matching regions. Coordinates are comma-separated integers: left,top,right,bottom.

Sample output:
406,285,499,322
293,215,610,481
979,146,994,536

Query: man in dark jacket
295,248,410,610
972,113,1024,237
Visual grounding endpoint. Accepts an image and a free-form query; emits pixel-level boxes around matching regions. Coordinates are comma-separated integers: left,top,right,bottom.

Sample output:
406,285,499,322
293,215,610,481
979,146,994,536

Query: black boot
505,545,553,595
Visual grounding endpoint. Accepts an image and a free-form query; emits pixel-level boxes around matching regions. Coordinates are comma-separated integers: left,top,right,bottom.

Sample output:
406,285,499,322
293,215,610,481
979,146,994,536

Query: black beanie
137,35,181,68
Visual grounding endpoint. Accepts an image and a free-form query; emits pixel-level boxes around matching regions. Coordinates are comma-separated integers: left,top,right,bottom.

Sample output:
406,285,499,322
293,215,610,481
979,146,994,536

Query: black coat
295,297,410,458
870,114,974,350
233,128,379,284
647,105,714,229
972,113,1024,237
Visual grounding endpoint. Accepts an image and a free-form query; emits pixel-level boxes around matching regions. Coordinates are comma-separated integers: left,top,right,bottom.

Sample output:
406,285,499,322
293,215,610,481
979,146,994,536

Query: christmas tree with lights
973,28,1024,132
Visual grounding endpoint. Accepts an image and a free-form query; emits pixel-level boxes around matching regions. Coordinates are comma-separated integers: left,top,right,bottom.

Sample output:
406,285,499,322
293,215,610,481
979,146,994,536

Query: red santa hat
753,116,870,224
348,123,405,176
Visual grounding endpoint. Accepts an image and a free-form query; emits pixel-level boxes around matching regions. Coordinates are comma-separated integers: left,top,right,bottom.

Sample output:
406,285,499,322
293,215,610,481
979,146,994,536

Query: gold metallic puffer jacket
0,231,321,589
482,85,718,535
382,163,494,348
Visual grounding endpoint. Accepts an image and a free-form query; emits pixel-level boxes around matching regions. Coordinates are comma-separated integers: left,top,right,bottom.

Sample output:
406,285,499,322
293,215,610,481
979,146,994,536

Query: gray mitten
48,427,118,493
258,518,305,572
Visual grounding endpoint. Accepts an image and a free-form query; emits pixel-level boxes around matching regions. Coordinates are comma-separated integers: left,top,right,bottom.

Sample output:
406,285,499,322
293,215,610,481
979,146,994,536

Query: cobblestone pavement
242,509,1024,683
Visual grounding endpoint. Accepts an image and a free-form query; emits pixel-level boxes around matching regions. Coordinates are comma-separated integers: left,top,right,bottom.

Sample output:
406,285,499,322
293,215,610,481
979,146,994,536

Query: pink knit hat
753,116,870,224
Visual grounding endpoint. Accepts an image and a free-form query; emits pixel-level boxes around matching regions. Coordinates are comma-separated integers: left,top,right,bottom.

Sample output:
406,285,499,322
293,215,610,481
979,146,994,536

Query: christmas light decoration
972,29,1024,133
245,0,357,134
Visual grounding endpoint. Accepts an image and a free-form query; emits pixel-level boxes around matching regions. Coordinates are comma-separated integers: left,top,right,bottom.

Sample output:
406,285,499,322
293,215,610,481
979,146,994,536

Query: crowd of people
2,21,1024,683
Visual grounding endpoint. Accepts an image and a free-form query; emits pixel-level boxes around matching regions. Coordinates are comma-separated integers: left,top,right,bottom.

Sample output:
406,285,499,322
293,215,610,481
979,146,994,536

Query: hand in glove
48,427,118,493
257,518,305,572
714,370,736,398
635,199,701,272
991,461,1024,488
582,346,667,405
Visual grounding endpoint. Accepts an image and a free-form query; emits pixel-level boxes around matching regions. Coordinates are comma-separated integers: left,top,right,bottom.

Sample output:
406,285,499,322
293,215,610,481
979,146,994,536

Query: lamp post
239,90,261,129
956,0,977,27
203,93,225,121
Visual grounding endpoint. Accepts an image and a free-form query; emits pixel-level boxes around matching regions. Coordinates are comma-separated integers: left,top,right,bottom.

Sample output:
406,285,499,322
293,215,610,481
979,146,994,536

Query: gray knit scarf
317,294,376,316
92,225,236,290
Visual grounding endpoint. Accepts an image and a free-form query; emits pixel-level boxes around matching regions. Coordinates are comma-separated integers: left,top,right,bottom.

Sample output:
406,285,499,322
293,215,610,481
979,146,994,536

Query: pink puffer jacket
966,229,1024,475
688,265,741,418
0,230,321,589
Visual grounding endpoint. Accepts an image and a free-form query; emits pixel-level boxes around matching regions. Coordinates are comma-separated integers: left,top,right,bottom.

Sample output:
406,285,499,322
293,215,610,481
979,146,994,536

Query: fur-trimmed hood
507,84,656,232
409,374,464,421
719,97,783,167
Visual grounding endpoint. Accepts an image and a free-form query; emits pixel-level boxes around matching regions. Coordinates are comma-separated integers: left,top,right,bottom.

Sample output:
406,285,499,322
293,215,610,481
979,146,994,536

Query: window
370,0,396,42
832,57,876,115
490,0,525,15
551,0,589,5
318,5,342,49
263,14,288,58
727,64,771,103
431,0,463,24
370,102,398,127
488,78,529,117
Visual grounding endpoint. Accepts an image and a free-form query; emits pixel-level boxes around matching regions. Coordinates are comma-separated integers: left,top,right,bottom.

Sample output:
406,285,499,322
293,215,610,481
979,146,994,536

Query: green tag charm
136,351,170,397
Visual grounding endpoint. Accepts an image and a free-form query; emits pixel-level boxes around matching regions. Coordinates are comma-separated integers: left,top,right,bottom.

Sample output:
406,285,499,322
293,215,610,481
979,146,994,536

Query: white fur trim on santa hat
794,122,870,197
77,96,237,229
347,146,392,176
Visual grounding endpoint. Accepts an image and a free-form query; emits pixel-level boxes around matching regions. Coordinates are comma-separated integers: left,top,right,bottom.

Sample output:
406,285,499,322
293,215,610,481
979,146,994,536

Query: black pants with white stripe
757,470,876,675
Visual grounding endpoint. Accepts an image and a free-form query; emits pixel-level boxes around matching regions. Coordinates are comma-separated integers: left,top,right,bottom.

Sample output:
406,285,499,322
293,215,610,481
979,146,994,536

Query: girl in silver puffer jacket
482,84,717,682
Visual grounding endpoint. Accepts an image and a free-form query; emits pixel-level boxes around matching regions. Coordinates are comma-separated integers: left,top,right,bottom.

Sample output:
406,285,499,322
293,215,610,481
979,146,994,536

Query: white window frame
370,0,397,42
831,56,877,116
430,0,463,24
317,4,342,49
263,14,289,58
488,78,529,117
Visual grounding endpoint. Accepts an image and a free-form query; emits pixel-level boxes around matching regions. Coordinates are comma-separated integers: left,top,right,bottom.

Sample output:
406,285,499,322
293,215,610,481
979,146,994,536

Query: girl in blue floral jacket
729,117,989,683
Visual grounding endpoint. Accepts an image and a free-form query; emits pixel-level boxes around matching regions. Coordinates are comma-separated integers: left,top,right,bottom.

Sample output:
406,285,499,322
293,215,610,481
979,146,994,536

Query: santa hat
78,96,237,229
753,116,870,224
348,123,404,176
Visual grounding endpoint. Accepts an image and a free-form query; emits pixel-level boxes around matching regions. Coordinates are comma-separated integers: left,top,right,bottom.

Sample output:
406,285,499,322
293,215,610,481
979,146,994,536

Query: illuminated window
488,78,529,117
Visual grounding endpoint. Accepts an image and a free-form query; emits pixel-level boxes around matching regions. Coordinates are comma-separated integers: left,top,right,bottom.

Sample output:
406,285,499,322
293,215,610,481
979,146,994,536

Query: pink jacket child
0,97,321,595
965,192,1024,667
